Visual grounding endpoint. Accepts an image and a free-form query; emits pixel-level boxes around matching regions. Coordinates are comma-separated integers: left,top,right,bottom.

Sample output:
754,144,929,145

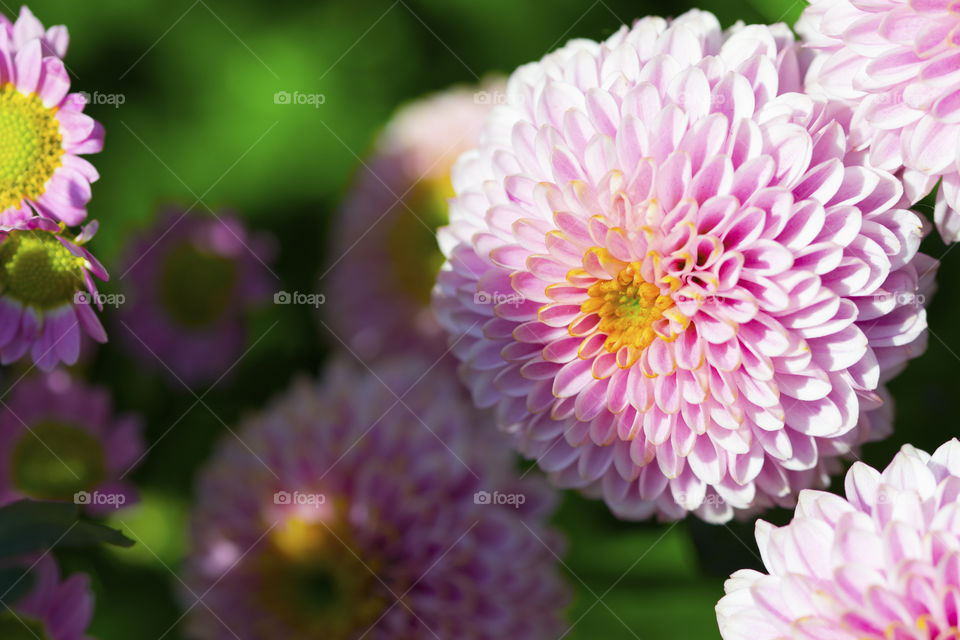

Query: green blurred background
16,0,960,638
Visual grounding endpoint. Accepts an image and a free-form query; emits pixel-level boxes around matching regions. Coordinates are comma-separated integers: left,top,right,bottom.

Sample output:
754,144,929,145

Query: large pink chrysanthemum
0,218,108,371
717,439,960,638
0,8,102,226
0,556,94,640
0,372,143,512
184,359,569,639
118,209,275,386
433,10,936,523
328,83,500,359
798,0,960,243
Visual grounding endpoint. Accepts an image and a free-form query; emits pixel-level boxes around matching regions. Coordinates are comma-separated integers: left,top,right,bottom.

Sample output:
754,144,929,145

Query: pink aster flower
184,358,570,639
717,439,960,639
433,10,936,523
0,218,108,371
118,209,275,386
328,82,501,359
797,0,960,243
0,6,69,58
0,372,143,512
0,13,102,227
0,556,94,640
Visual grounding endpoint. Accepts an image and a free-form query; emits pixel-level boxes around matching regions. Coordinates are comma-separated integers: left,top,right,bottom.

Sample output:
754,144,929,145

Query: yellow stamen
258,504,387,638
581,255,675,366
0,228,86,310
0,84,63,211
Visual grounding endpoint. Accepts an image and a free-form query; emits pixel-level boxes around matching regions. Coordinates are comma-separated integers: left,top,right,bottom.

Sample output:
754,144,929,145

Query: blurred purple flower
0,372,143,513
184,358,570,639
328,83,500,360
118,209,275,386
0,555,94,640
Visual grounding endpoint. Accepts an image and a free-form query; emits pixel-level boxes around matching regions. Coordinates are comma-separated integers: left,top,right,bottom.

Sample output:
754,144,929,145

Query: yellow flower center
159,244,237,328
0,229,87,310
385,177,451,305
10,420,106,501
257,509,387,638
0,84,64,211
581,261,675,356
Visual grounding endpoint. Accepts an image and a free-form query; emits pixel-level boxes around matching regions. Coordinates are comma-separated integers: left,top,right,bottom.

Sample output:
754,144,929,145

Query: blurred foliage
0,500,134,554
0,500,134,604
14,0,955,638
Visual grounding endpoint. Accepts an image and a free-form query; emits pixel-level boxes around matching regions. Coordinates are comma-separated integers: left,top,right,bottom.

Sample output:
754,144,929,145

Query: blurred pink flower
0,372,143,513
328,83,500,360
118,209,275,386
0,7,102,226
0,556,94,640
433,10,935,522
798,0,960,242
718,439,960,639
184,358,570,639
0,218,108,371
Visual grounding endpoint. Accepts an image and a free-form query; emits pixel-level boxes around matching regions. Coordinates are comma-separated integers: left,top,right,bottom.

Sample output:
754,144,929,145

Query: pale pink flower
717,439,960,639
798,0,960,242
328,83,501,359
433,10,935,522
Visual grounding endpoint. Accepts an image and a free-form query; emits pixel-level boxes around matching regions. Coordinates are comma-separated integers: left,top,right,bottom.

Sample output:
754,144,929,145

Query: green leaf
0,500,134,558
745,0,808,26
